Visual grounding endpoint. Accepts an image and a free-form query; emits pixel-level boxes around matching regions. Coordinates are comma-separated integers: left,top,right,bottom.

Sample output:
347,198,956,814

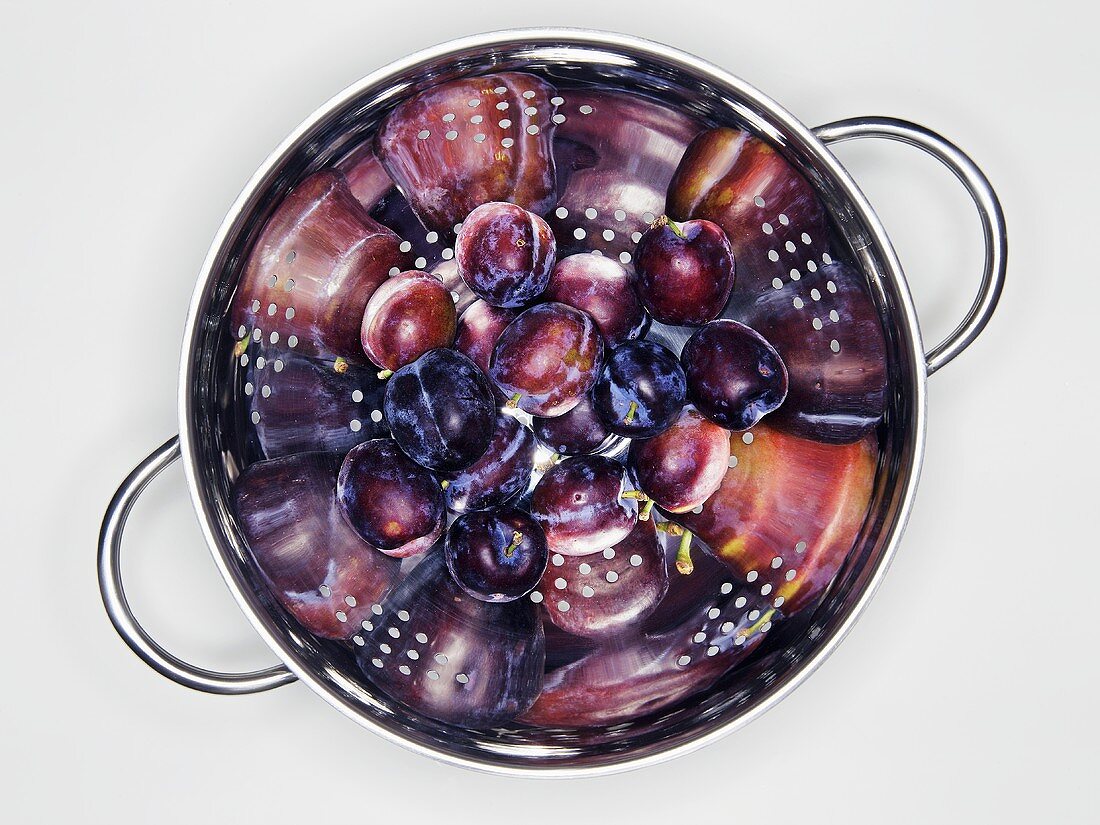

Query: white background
2,1,1096,822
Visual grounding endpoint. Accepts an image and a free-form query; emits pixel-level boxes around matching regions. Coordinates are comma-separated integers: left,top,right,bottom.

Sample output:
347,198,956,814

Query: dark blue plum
444,412,536,514
592,340,686,438
680,319,788,431
383,348,495,472
358,551,545,728
336,439,444,558
445,508,549,602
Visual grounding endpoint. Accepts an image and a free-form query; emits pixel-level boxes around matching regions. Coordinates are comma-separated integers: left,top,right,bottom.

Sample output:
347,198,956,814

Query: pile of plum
231,74,888,732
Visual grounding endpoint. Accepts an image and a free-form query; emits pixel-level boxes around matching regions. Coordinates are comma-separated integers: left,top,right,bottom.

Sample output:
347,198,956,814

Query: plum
234,452,400,639
230,170,410,362
489,303,604,417
337,439,444,558
359,551,545,728
360,270,456,375
456,202,556,308
530,455,638,557
445,507,549,602
680,319,789,430
375,73,559,234
532,393,612,457
592,340,686,438
444,412,536,514
633,216,735,325
666,127,828,299
628,406,729,514
383,349,496,472
535,519,668,640
543,253,649,346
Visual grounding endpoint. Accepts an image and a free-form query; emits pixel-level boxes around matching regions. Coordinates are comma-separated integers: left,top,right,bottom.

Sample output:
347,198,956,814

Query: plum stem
624,400,638,424
620,489,649,501
377,369,393,380
232,337,249,358
656,521,684,536
639,499,656,521
658,214,687,239
440,480,450,489
506,392,521,409
504,530,524,558
675,530,694,575
333,357,349,374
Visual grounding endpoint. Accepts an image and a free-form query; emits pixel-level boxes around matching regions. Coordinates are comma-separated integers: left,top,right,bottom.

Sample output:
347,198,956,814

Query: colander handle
813,117,1006,375
98,436,297,694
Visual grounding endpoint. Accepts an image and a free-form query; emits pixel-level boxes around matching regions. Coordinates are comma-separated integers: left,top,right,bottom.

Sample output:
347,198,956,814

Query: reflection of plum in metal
383,349,496,472
544,253,650,347
666,128,828,299
680,319,788,431
550,90,702,261
522,575,776,728
444,412,536,515
337,440,445,558
628,406,729,514
530,455,638,557
238,346,387,461
230,170,410,363
359,552,545,729
737,261,887,443
376,73,559,234
678,424,878,613
536,519,668,640
234,453,401,639
489,303,604,418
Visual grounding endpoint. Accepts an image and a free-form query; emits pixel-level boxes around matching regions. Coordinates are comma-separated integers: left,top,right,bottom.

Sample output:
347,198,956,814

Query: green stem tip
624,400,638,424
639,499,656,521
506,392,521,409
376,368,393,380
504,530,524,558
675,529,694,575
333,357,349,375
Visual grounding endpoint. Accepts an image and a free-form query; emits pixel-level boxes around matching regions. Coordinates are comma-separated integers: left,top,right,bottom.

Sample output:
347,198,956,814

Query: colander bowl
99,28,1005,776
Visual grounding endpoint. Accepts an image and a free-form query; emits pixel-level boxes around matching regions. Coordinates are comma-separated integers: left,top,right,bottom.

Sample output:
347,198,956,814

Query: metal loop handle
813,116,1007,375
98,436,296,694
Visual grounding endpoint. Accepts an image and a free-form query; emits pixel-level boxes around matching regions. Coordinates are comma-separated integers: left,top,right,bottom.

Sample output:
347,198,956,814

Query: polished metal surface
98,28,1004,775
98,435,296,694
813,117,1007,375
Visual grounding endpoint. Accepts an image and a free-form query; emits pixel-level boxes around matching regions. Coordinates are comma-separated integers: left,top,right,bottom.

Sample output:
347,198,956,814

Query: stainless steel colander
98,28,1006,775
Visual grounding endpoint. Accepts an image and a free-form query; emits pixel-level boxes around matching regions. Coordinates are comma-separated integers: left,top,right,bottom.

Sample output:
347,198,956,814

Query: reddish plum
454,299,517,376
633,216,735,326
489,303,604,417
455,202,556,308
543,253,649,346
360,270,456,374
530,455,638,557
629,406,729,513
336,439,444,558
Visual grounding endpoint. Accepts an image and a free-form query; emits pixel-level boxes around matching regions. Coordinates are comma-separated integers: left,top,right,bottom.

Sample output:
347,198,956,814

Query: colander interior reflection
173,32,948,774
